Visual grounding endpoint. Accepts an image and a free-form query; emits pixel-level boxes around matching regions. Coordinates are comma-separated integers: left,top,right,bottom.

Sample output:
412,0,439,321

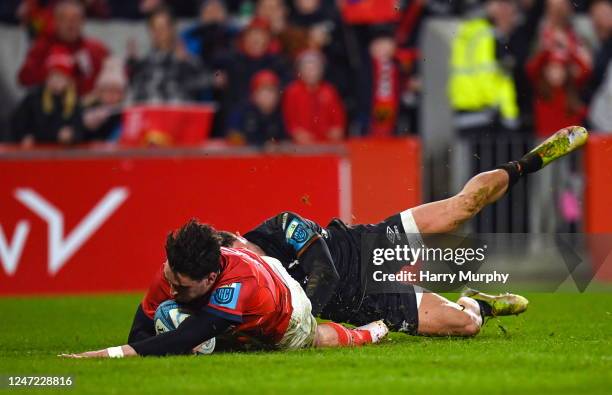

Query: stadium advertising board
0,154,347,294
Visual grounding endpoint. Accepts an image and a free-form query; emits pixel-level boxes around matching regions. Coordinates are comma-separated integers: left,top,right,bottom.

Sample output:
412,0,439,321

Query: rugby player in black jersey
219,126,588,337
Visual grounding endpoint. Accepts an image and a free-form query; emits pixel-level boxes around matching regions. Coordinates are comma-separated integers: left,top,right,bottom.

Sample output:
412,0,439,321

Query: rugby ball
154,300,216,355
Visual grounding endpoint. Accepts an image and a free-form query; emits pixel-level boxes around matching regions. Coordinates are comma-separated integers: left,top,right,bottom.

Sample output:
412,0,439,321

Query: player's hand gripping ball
154,300,216,355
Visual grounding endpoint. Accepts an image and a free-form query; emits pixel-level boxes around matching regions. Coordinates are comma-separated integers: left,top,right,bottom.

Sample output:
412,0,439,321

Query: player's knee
450,309,480,336
460,320,481,337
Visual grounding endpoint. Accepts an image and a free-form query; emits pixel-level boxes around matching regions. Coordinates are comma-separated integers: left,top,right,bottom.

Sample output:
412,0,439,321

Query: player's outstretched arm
59,345,138,359
61,311,232,358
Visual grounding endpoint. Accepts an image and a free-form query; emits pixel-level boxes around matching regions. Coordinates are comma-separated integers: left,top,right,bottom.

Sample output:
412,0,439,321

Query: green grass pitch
1,292,611,394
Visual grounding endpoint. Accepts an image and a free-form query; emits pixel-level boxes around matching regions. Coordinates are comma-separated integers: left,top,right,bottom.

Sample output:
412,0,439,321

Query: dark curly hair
165,219,222,280
217,231,238,247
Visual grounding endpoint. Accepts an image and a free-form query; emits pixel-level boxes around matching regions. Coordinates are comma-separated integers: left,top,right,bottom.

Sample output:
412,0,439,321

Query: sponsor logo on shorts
394,225,402,241
386,226,396,244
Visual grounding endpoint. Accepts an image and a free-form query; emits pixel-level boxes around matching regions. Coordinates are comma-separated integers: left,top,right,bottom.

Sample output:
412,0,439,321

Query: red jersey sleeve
203,278,255,323
141,265,172,319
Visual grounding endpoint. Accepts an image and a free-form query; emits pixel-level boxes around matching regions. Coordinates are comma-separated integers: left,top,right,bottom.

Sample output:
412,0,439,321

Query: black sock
518,152,543,174
475,300,493,323
496,162,522,187
496,152,544,187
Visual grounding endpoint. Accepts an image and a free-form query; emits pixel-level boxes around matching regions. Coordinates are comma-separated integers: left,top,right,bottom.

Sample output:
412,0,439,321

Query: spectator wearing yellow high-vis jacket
449,1,520,135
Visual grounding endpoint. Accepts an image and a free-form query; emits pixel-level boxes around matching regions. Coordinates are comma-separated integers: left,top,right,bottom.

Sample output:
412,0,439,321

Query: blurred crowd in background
0,0,611,148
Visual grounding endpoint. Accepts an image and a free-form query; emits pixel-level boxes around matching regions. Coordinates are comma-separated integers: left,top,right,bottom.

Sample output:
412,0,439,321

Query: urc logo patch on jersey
211,283,242,309
286,218,312,251
292,225,308,243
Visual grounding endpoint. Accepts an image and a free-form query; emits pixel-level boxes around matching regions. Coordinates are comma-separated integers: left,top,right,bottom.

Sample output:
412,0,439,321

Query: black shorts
323,208,425,335
358,208,424,251
320,287,420,335
352,289,421,334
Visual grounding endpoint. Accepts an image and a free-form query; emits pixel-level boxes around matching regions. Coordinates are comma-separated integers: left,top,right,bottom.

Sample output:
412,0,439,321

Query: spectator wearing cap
12,46,82,147
18,0,109,95
226,70,288,146
283,50,345,144
81,57,127,142
219,17,289,129
127,7,210,103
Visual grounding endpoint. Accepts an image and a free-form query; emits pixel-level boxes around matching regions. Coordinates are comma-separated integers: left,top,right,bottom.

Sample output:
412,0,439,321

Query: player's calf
448,171,509,229
315,321,389,347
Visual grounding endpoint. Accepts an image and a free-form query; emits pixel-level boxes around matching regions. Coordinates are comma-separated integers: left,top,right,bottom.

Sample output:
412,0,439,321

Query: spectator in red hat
12,45,83,147
219,17,289,130
283,50,345,144
17,0,109,95
226,69,288,146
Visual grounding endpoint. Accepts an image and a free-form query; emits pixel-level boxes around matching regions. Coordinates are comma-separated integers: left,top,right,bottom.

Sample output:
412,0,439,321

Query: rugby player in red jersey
61,220,388,358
